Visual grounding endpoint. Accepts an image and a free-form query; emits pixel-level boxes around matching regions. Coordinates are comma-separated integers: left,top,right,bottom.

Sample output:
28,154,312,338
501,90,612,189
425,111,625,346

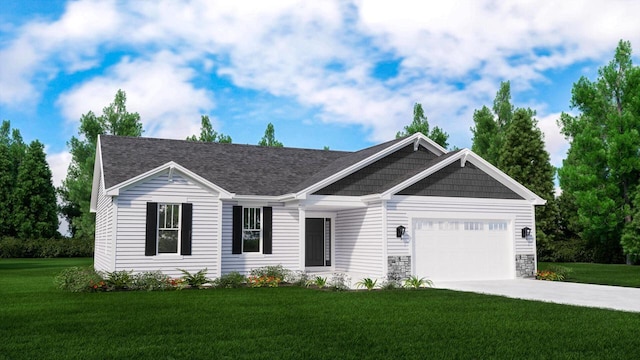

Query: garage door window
488,222,508,231
464,222,484,230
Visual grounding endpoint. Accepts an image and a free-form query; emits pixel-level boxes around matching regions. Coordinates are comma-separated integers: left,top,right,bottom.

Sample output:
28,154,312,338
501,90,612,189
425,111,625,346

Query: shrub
55,266,106,292
544,265,572,279
249,265,289,280
380,279,402,290
309,276,327,288
535,270,565,281
105,270,134,290
130,271,175,291
179,268,210,288
0,237,93,258
214,272,246,288
403,276,433,289
247,275,281,288
355,278,378,291
328,273,350,291
286,271,309,287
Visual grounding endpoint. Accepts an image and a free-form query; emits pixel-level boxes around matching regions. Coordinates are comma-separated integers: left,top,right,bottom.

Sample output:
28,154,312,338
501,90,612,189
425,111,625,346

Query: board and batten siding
334,204,384,276
220,202,300,274
386,196,536,256
94,175,114,272
114,173,220,278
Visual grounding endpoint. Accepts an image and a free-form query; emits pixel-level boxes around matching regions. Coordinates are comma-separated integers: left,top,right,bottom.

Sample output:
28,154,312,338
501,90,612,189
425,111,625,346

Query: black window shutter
232,206,242,254
145,202,158,256
180,203,193,255
263,207,272,254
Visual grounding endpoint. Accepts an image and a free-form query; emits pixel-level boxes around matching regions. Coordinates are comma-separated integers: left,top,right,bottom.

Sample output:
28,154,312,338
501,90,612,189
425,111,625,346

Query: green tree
558,40,640,263
0,120,27,237
396,103,449,148
258,123,283,147
186,115,232,143
0,142,12,236
499,108,558,259
12,140,59,239
59,89,143,239
470,81,513,166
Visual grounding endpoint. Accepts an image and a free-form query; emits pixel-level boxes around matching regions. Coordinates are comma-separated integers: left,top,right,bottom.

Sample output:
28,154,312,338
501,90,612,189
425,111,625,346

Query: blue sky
1,0,640,193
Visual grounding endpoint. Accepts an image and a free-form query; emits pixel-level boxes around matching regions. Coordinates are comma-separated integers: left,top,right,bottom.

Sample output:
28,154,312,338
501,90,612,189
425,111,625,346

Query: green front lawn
538,262,640,288
2,259,639,359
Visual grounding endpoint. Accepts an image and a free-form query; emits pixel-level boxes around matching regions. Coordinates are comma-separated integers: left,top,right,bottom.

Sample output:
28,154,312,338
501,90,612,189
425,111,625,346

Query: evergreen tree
558,40,640,263
396,103,450,148
258,123,283,147
470,106,499,165
13,140,59,239
499,108,558,258
186,115,232,143
470,81,513,166
0,142,13,236
0,120,27,237
59,89,143,239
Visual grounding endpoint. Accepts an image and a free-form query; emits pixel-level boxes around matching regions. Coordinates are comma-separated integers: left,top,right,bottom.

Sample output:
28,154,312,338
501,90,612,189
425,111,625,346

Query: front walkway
434,279,640,313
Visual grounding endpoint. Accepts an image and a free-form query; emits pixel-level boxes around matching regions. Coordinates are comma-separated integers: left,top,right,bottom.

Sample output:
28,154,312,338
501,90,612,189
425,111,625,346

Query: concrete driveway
434,279,640,313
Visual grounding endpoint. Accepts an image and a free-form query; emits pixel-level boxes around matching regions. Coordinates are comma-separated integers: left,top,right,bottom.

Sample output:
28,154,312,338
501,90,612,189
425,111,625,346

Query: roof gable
312,144,438,196
397,161,524,199
99,135,349,196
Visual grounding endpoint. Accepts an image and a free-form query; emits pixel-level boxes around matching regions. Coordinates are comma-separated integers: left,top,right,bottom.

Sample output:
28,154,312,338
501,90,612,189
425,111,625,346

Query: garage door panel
414,219,513,281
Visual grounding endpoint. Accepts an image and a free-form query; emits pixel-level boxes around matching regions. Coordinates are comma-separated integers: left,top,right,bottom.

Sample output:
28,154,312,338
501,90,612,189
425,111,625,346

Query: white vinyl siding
386,196,536,257
334,204,384,277
94,175,114,272
221,202,300,274
114,172,220,278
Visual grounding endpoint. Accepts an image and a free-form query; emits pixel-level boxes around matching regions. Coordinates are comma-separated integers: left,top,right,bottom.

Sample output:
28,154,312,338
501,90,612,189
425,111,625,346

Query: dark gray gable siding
313,145,439,196
100,135,350,196
290,136,407,193
396,161,524,199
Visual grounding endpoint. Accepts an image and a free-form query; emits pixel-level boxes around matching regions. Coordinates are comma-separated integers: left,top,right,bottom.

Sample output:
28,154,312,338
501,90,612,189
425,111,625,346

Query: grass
1,259,640,359
538,262,640,288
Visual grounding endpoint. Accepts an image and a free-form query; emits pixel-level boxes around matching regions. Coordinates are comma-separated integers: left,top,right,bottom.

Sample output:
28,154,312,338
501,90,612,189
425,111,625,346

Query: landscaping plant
55,266,105,292
214,271,246,288
178,268,210,288
403,275,433,289
355,278,378,291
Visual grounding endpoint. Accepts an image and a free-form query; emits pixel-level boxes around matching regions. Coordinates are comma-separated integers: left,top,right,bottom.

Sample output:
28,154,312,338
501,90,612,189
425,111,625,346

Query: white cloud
537,112,569,169
56,51,213,140
2,0,639,149
46,149,72,188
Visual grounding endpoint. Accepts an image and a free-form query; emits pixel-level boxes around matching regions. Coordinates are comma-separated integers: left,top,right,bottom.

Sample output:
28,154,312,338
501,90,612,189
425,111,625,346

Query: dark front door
305,218,325,266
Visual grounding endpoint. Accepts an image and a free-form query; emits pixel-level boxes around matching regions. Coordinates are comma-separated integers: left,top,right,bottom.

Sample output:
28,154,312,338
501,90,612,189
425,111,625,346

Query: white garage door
413,219,514,281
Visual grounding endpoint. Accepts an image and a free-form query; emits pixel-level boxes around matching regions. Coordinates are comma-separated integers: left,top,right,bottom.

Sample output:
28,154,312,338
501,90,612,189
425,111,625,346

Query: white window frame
242,207,262,253
157,203,181,254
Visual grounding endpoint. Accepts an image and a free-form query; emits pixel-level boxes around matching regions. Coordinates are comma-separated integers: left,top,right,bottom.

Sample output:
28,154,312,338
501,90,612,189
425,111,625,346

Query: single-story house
91,133,545,282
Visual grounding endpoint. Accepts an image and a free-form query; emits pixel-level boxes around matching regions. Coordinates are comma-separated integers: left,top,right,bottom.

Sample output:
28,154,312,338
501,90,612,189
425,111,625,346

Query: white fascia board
302,195,368,208
89,136,104,213
104,161,234,199
392,195,535,206
382,149,546,205
295,133,445,198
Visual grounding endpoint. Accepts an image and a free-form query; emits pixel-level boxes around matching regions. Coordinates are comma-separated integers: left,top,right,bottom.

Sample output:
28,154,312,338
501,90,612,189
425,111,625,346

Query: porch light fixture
521,227,531,238
396,225,406,238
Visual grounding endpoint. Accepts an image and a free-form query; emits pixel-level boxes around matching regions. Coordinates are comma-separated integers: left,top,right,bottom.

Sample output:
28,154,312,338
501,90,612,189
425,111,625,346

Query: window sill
152,254,185,260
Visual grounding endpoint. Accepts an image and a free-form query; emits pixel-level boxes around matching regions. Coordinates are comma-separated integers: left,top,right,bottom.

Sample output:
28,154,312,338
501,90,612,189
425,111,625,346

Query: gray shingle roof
100,135,352,196
100,135,490,198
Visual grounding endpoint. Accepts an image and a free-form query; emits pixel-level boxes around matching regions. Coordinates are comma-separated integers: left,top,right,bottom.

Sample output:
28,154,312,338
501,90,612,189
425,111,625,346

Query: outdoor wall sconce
521,227,531,238
396,225,406,238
